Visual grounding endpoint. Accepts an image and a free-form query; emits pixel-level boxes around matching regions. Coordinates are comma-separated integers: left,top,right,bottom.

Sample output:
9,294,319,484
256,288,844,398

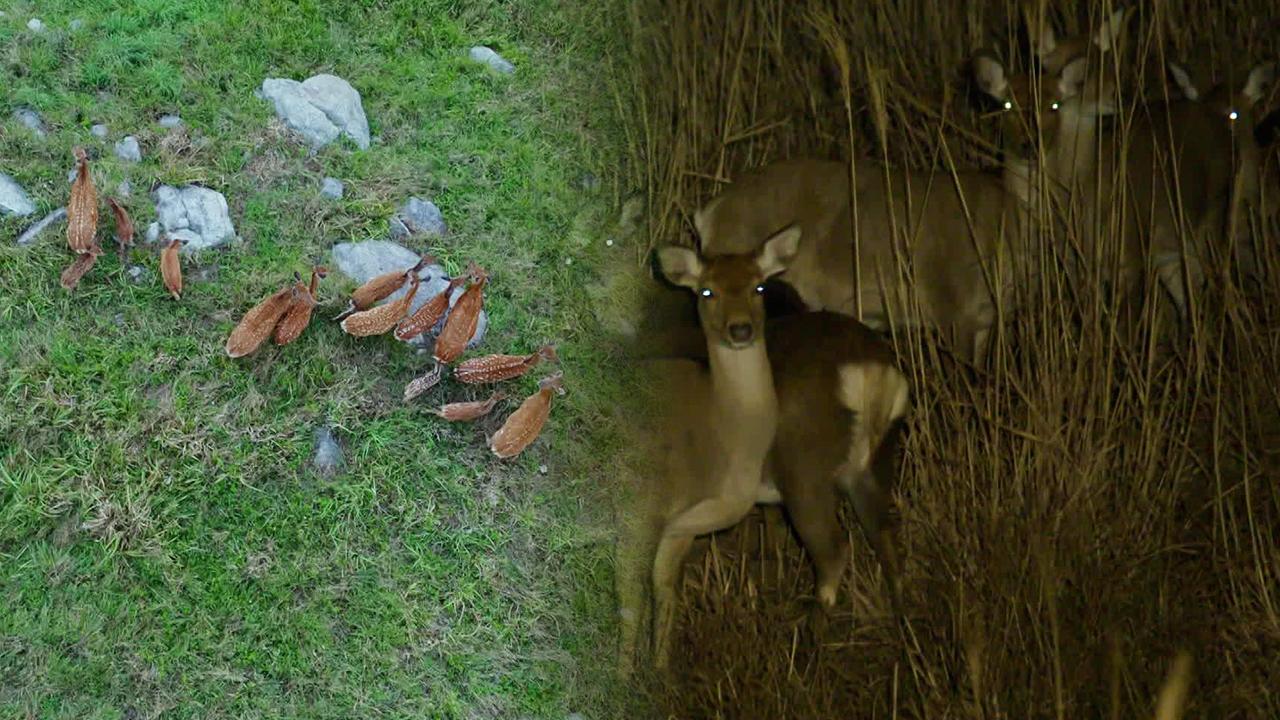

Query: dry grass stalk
334,253,436,320
489,372,564,459
403,363,445,401
340,273,422,337
432,264,489,363
274,267,328,346
453,344,559,384
430,391,506,421
105,197,134,261
67,146,100,255
393,274,468,342
225,284,297,358
160,238,184,300
59,245,101,291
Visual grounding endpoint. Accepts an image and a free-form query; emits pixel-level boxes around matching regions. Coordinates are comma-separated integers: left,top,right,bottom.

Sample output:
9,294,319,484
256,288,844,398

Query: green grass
0,1,635,718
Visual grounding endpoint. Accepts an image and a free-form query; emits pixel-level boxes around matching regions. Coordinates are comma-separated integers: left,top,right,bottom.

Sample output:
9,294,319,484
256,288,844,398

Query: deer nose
728,323,754,344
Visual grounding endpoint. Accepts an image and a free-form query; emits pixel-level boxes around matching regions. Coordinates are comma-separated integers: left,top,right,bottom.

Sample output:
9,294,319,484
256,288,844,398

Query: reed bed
604,0,1280,717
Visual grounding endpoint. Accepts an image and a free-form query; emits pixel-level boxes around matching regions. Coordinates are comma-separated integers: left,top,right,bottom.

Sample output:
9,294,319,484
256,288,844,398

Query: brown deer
989,9,1275,334
614,226,910,676
691,51,1116,366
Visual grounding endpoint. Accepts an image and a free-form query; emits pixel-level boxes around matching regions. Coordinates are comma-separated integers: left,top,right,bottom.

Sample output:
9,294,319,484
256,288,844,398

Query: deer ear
1057,56,1089,99
1243,61,1276,105
972,50,1010,102
1094,7,1131,52
693,195,724,248
755,225,801,279
1167,61,1200,101
656,245,705,290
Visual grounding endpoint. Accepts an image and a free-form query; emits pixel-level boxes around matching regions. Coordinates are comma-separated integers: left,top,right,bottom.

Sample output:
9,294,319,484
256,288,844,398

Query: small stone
605,238,614,247
313,426,345,478
27,18,45,33
388,216,410,238
565,257,573,265
14,109,46,139
70,19,84,30
67,168,78,183
402,197,446,236
90,124,108,139
115,136,142,162
158,114,181,128
118,180,132,198
320,177,344,200
469,46,515,75
539,464,548,474
127,266,152,285
579,174,600,192
147,222,161,243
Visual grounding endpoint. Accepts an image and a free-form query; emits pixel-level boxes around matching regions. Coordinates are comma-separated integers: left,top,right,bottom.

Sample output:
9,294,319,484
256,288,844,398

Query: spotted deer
614,227,911,676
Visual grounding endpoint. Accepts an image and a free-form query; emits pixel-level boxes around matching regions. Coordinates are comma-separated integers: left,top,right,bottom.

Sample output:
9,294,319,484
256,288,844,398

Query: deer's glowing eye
700,288,713,298
756,285,766,294
1050,102,1060,111
1003,101,1013,111
1228,110,1239,121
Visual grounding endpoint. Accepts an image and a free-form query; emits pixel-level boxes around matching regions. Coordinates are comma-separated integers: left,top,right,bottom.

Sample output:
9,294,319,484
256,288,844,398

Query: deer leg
784,478,850,610
651,532,696,671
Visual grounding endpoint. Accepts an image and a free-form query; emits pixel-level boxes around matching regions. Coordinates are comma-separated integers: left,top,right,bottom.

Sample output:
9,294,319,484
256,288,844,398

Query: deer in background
993,43,1274,335
614,227,910,677
691,47,1117,367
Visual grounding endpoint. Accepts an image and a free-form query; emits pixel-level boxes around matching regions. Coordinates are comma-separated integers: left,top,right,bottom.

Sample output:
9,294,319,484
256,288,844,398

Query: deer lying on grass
614,226,911,676
691,53,1116,366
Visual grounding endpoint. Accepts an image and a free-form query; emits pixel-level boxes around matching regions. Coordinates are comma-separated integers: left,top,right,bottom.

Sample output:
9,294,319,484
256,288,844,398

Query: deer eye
700,288,713,298
1050,102,1060,111
1003,101,1013,111
1228,110,1239,121
755,285,766,294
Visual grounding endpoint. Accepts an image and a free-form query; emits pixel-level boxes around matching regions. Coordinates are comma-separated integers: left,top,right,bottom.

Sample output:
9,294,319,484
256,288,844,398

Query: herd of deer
613,6,1280,679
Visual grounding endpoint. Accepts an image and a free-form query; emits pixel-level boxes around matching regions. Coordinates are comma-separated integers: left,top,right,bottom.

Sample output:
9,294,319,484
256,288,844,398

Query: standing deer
690,51,1116,366
614,226,910,677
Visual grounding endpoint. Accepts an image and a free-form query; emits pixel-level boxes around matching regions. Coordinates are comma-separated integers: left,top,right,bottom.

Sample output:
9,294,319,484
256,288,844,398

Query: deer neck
706,339,778,432
1004,106,1101,212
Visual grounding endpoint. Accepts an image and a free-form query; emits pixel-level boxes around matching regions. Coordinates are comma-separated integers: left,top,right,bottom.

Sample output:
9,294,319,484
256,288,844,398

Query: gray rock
70,19,83,30
90,123,108,139
313,426,345,478
579,174,600,192
117,180,132,198
469,46,515,75
158,114,181,128
330,240,487,347
402,197,446,236
388,216,411,238
0,173,37,217
27,18,45,33
151,185,236,251
259,74,371,150
15,208,66,245
14,108,46,139
320,177,344,200
146,222,161,243
127,265,152,285
67,168,78,183
115,136,142,162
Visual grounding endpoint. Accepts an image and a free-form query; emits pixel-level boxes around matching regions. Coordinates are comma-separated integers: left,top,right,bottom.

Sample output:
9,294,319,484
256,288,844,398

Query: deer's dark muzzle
728,323,754,345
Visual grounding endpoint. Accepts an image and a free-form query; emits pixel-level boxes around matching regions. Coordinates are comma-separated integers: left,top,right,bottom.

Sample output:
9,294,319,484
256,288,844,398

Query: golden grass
605,0,1280,716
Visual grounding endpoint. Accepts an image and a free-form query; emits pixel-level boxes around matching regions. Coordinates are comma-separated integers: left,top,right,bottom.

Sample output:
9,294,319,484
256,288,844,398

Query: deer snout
728,322,754,345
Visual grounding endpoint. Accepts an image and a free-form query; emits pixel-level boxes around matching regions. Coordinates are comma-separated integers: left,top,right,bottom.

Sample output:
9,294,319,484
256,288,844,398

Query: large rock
151,185,236,252
330,240,488,349
0,172,36,217
259,74,371,150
